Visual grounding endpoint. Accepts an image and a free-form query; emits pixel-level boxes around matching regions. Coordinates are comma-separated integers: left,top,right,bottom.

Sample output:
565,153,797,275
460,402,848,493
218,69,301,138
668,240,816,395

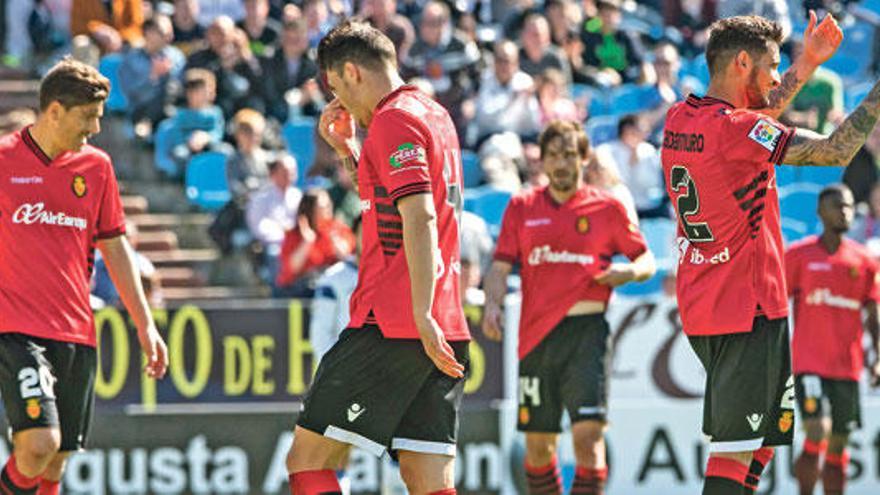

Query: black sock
703,476,746,495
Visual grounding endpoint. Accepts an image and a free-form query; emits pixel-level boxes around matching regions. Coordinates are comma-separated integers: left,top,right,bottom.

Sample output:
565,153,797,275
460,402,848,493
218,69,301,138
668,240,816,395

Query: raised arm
760,11,843,120
782,79,880,166
318,98,361,192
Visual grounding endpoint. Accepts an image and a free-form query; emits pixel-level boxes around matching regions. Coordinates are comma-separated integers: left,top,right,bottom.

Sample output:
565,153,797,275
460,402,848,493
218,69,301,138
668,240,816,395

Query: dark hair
297,188,331,226
538,120,590,160
284,17,307,34
706,16,783,77
317,20,397,76
818,183,852,205
617,114,639,137
183,68,215,92
39,57,110,111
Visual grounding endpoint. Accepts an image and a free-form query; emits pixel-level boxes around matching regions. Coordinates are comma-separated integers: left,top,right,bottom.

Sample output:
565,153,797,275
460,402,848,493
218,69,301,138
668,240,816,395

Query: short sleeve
784,247,800,297
610,201,648,260
371,110,433,203
864,256,880,303
493,197,521,265
96,164,126,239
724,110,795,165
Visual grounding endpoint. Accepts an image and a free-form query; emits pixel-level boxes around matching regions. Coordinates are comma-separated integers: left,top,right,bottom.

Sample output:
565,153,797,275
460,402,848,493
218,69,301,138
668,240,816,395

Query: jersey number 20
669,165,714,242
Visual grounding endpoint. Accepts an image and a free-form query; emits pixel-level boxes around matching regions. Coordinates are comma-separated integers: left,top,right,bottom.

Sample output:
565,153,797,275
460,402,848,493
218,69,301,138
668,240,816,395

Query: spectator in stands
362,0,415,63
172,0,205,55
238,0,282,58
403,0,480,138
575,0,652,86
309,216,362,361
92,220,164,309
119,15,185,129
186,16,265,117
850,181,880,247
303,0,335,48
197,0,245,25
718,0,792,41
260,17,321,122
535,68,580,126
23,0,70,66
523,142,549,189
519,13,571,82
586,148,639,223
785,39,845,134
274,188,355,298
663,0,717,58
470,39,541,146
169,68,226,175
460,210,494,306
595,114,667,218
246,153,303,281
844,125,880,210
227,109,271,202
544,0,581,48
71,0,143,53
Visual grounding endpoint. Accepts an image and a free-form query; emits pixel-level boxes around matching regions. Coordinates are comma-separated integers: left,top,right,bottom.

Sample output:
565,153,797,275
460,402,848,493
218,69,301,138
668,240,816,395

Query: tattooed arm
759,12,843,119
783,79,880,166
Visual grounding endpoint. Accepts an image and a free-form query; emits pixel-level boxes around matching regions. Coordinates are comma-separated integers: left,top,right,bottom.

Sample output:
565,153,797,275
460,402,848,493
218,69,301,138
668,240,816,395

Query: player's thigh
397,450,455,494
559,315,611,424
517,330,564,433
0,334,62,443
52,343,96,452
825,378,861,436
295,326,436,457
390,342,469,457
287,425,352,472
795,374,828,423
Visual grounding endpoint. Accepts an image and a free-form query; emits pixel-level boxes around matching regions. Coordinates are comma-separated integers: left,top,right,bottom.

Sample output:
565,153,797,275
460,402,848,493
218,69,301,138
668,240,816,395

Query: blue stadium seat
585,115,620,146
824,53,867,80
616,217,677,296
845,81,873,112
777,166,842,243
461,150,482,188
610,84,657,115
464,186,513,237
282,118,317,186
680,55,710,87
185,151,230,211
98,53,128,113
153,118,182,177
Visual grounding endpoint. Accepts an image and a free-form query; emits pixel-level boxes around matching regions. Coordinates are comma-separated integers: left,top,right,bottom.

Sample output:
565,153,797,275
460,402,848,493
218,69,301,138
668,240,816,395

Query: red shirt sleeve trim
390,182,431,202
771,127,795,164
493,252,518,264
96,226,127,240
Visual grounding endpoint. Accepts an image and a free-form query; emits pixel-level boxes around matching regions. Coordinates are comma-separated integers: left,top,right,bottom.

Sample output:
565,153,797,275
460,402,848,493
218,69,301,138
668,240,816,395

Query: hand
151,56,172,79
594,263,636,287
298,216,316,243
138,324,168,379
188,130,210,152
318,98,358,156
802,10,843,67
481,303,504,341
871,359,880,388
415,315,465,378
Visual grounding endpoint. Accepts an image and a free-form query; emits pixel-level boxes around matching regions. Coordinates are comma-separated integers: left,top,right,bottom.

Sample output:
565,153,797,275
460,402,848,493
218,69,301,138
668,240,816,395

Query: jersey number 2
669,165,714,242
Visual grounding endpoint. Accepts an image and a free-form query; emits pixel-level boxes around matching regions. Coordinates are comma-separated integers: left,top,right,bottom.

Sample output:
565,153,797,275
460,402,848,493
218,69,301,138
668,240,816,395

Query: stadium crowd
0,0,878,302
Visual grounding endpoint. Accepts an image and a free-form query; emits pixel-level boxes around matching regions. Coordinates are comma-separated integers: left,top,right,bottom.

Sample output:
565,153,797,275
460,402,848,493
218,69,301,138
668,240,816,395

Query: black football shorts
795,374,861,435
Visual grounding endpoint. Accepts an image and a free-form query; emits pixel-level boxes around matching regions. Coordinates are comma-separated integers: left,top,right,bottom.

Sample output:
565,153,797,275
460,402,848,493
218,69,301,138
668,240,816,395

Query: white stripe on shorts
324,425,386,457
391,438,457,456
577,406,607,416
709,437,765,453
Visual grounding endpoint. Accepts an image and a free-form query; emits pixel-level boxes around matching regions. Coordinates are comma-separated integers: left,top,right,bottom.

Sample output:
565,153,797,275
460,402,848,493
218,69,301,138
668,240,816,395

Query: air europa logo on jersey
12,203,87,231
805,288,860,310
527,245,594,266
389,142,425,168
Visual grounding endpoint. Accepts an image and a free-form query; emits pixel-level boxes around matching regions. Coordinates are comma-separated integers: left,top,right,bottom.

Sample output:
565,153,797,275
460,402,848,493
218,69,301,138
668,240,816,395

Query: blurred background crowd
2,0,880,309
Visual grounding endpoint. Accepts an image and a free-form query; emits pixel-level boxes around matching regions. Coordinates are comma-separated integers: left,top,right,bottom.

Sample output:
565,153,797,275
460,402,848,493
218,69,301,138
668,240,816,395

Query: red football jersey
0,127,126,347
494,185,647,358
661,95,794,336
786,236,880,381
348,85,470,341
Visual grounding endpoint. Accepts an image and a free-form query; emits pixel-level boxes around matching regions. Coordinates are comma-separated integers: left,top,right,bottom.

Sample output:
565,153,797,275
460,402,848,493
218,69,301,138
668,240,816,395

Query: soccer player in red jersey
661,10,880,494
0,58,168,495
482,120,656,495
285,21,469,495
786,184,880,495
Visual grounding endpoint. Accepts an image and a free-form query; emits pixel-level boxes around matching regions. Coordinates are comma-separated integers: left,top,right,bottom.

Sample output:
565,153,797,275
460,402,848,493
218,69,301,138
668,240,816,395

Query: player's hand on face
318,98,357,156
481,303,504,341
594,263,636,287
138,324,168,379
415,315,465,379
802,10,843,67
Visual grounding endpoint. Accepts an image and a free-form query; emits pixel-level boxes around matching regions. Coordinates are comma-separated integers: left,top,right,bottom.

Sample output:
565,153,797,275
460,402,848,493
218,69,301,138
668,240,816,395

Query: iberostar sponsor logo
389,142,425,168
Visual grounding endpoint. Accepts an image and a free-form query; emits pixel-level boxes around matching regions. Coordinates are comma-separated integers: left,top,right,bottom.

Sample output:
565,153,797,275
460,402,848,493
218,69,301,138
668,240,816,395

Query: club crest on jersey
576,216,589,234
72,175,87,198
389,142,425,168
849,267,860,279
778,411,793,433
748,119,783,152
26,398,41,419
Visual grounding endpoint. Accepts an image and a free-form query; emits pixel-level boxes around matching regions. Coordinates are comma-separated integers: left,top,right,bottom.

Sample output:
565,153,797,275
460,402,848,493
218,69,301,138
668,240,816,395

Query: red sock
524,456,562,495
705,456,749,486
1,455,39,494
795,440,826,495
35,479,59,495
822,451,849,495
571,465,608,495
744,447,774,494
428,490,456,495
289,470,341,495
